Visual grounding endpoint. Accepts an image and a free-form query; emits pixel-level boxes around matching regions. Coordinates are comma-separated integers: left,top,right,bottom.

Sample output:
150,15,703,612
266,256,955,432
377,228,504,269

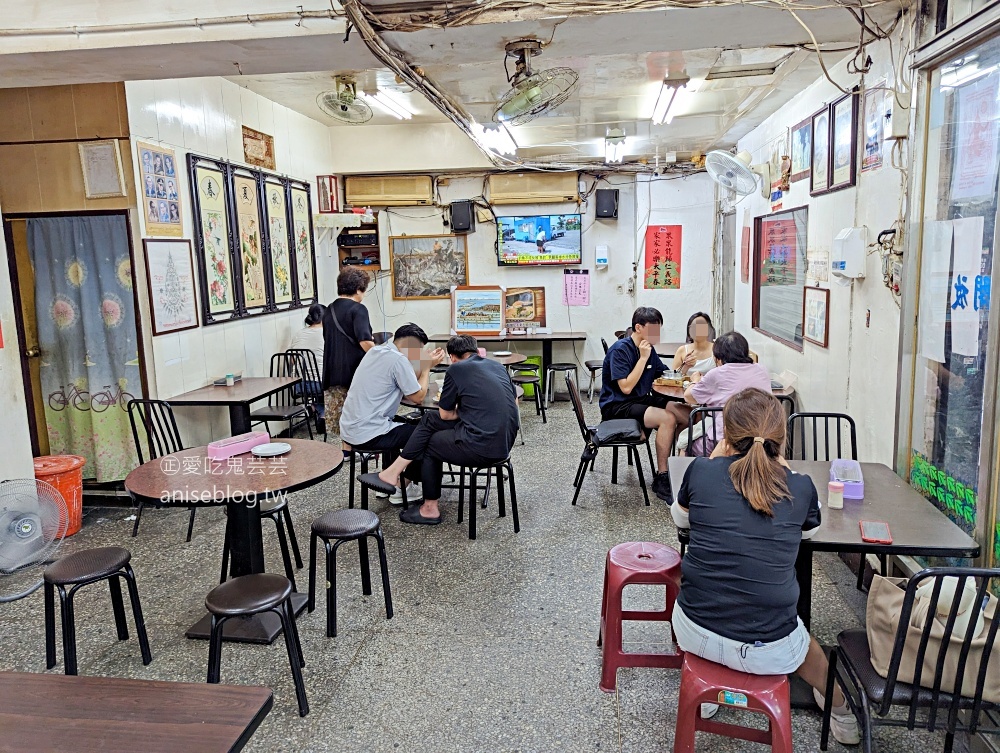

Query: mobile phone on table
859,520,892,544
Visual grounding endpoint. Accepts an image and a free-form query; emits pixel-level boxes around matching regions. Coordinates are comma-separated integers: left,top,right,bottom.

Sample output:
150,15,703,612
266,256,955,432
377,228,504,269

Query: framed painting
802,285,830,348
810,107,830,195
505,287,546,329
263,176,293,307
79,139,126,199
137,141,182,237
242,126,275,170
231,168,268,312
452,285,505,335
288,181,317,305
390,234,469,300
317,175,339,213
188,155,237,323
790,117,812,183
143,239,199,335
829,91,859,191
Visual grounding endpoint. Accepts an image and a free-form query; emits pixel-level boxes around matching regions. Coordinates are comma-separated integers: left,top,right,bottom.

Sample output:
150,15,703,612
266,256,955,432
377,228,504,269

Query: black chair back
878,567,1000,726
565,372,591,442
601,338,610,355
127,399,183,464
685,406,723,457
614,330,628,340
286,348,323,404
787,412,857,460
373,331,393,345
269,352,304,408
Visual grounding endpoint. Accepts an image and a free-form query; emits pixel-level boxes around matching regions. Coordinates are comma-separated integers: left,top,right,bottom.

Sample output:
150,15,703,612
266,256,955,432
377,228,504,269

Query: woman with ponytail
669,387,861,746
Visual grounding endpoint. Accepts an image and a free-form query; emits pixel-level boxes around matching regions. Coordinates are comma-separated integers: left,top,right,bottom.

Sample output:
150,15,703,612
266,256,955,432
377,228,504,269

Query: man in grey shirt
339,322,445,504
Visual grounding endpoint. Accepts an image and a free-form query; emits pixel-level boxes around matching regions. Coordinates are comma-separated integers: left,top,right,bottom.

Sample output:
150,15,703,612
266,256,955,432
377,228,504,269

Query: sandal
358,473,396,496
399,505,442,526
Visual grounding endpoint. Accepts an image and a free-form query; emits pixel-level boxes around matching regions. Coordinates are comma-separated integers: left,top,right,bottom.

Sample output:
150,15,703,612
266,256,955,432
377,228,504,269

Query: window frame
752,205,808,352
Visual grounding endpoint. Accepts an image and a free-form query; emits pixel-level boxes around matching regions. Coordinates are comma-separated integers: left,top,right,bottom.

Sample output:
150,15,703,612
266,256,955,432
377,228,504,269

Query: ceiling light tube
470,120,517,156
605,129,626,164
651,76,690,126
366,91,413,120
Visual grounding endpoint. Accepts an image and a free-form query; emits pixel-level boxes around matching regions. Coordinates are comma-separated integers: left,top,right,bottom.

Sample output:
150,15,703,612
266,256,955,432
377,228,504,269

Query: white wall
329,123,493,174
355,172,717,368
125,77,335,444
734,35,908,464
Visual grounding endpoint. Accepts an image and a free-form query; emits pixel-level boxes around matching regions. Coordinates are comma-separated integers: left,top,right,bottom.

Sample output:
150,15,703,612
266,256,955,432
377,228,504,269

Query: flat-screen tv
497,213,582,266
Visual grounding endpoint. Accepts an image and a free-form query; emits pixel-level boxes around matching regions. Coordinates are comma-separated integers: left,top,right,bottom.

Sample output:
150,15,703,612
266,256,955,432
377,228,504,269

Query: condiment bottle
828,481,844,510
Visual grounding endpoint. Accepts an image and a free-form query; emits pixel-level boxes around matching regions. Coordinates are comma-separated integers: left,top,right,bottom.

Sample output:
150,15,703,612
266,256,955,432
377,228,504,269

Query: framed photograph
263,176,293,307
802,285,830,348
78,139,126,199
829,92,859,191
231,168,268,312
810,108,830,195
242,126,276,170
188,155,237,324
790,118,812,182
143,239,199,335
861,82,889,173
390,234,469,300
505,287,546,329
317,175,339,213
452,286,505,335
137,142,183,236
288,182,317,305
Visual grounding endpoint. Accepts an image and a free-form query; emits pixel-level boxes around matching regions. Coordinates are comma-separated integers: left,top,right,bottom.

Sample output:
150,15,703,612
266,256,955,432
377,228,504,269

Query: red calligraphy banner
643,225,682,290
758,218,798,286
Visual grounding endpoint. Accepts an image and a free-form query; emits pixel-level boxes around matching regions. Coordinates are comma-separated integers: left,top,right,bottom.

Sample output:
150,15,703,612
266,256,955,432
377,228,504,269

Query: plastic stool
674,653,793,753
598,541,682,693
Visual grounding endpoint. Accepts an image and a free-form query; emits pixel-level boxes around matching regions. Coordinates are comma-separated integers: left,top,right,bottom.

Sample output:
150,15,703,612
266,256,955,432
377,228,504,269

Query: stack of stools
44,546,152,676
456,459,519,540
545,363,579,406
597,541,681,693
308,508,393,637
673,653,792,752
205,573,309,716
510,364,546,424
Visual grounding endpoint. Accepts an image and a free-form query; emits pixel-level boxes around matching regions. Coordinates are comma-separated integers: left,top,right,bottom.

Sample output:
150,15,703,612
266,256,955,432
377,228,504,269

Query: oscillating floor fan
0,479,68,603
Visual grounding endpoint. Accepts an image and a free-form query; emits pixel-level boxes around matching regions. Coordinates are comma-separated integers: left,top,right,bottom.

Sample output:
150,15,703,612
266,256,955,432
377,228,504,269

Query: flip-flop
358,473,397,496
399,505,442,526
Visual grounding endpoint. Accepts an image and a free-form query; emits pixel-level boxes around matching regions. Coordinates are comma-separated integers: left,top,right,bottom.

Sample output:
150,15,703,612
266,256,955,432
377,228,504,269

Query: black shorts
601,393,670,424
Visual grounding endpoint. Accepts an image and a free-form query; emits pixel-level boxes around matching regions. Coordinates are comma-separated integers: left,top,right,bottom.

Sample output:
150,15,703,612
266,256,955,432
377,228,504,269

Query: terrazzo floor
0,396,957,752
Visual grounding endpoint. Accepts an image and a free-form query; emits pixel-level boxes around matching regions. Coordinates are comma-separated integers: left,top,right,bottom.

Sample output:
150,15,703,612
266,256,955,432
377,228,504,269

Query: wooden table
0,671,272,753
667,458,980,628
430,332,587,376
167,377,301,435
654,382,796,402
125,439,343,644
404,384,524,412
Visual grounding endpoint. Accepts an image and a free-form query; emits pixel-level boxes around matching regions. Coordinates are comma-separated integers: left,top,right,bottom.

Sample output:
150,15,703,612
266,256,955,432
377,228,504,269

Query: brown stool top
205,573,292,616
609,541,680,573
547,363,578,371
44,546,131,585
312,509,380,539
585,359,603,369
511,374,540,384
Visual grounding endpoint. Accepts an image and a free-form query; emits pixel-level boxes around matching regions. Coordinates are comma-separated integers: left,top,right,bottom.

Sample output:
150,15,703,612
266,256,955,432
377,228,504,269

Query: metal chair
566,373,650,506
683,406,724,458
285,348,325,440
126,399,197,541
250,353,314,440
821,567,1000,753
787,412,858,461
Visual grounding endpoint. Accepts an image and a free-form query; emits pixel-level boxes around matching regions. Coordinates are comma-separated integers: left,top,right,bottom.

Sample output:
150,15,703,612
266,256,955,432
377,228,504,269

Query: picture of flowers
192,164,235,320
290,186,316,303
234,174,266,309
265,182,293,306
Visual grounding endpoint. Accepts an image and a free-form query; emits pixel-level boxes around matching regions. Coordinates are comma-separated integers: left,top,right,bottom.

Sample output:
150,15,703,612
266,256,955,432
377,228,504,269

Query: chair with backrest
820,567,1000,753
566,373,650,506
127,399,197,541
285,348,325,440
675,406,723,557
250,353,314,440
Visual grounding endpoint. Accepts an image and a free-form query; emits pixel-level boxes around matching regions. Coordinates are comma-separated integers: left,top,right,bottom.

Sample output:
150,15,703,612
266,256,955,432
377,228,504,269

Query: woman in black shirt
670,388,860,746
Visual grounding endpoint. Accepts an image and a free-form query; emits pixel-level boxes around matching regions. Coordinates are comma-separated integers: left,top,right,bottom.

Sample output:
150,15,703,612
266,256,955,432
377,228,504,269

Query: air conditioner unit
345,175,433,206
488,172,579,205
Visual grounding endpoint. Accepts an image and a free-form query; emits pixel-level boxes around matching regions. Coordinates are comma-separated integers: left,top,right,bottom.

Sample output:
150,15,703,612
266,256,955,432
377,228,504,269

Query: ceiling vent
345,175,433,206
705,64,780,80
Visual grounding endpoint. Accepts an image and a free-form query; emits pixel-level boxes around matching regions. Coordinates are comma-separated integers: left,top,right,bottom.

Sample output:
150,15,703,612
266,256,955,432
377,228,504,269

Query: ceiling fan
494,39,579,127
316,77,373,125
704,150,772,199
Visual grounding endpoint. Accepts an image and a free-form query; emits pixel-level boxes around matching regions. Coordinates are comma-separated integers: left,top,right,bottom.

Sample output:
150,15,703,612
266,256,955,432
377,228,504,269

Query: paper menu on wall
562,269,590,306
917,220,953,364
950,216,985,357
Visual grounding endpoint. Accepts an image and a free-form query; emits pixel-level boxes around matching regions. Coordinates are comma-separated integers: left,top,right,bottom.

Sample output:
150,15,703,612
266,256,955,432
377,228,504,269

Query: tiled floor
0,397,954,752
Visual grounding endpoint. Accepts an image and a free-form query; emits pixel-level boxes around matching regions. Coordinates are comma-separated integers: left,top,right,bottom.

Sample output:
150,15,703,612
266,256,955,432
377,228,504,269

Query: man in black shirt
322,268,375,435
361,335,520,525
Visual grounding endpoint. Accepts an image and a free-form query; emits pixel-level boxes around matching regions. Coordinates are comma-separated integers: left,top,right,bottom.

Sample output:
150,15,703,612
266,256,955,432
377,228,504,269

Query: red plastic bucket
32,455,86,537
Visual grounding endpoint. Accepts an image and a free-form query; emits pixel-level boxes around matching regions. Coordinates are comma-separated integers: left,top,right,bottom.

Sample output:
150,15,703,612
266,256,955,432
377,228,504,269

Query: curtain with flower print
28,215,141,482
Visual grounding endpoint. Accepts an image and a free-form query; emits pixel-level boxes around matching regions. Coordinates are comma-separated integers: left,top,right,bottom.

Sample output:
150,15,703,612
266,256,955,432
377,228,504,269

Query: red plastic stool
673,653,793,753
598,541,682,693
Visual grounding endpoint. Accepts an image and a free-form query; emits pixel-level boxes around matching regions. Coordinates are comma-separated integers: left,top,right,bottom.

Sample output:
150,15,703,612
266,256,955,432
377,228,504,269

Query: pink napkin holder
207,431,271,460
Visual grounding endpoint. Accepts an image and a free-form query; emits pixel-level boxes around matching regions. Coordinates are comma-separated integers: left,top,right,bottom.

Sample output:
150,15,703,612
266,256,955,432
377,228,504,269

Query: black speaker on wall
450,200,475,233
595,189,619,219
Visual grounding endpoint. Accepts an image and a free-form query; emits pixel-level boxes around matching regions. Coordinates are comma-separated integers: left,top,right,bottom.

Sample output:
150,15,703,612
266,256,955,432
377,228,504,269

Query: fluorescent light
364,89,414,120
605,128,626,164
470,120,518,156
651,76,690,126
940,61,996,88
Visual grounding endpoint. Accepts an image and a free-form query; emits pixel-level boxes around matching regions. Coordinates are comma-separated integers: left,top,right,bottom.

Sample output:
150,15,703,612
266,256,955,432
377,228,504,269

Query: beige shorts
324,386,349,436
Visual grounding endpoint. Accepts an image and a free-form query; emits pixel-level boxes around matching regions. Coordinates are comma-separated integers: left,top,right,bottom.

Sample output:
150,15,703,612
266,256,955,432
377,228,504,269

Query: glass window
908,34,1000,552
753,206,807,349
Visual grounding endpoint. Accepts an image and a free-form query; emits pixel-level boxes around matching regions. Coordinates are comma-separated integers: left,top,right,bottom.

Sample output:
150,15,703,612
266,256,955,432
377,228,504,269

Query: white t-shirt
536,230,546,242
339,344,421,445
288,326,324,368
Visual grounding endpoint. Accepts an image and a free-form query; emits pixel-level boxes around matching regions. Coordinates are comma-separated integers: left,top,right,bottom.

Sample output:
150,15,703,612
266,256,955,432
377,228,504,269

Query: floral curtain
28,215,141,482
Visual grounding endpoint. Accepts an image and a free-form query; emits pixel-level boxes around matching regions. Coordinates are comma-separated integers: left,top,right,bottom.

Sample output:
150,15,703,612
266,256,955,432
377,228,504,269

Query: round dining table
124,439,343,644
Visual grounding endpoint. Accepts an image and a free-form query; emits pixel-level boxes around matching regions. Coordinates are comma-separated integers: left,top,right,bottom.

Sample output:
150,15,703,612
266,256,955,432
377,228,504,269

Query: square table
0,672,272,753
167,377,301,435
430,331,587,377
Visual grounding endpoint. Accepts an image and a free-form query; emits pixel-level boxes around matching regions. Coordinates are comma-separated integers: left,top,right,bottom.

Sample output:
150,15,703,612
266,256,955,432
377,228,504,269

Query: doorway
5,212,146,482
714,209,736,334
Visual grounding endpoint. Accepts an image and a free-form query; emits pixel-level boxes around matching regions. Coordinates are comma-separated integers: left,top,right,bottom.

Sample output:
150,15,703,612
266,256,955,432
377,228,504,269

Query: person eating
672,312,716,378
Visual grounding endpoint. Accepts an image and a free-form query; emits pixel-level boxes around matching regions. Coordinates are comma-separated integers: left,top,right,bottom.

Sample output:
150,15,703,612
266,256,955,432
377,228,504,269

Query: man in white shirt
536,228,547,252
339,323,445,504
